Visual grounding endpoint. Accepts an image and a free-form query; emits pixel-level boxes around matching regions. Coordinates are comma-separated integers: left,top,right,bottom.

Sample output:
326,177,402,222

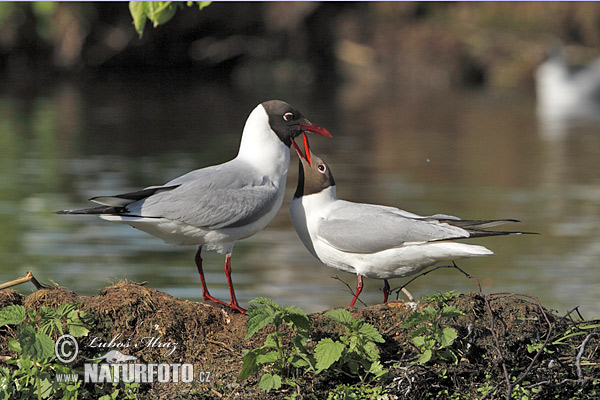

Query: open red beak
293,120,331,166
292,133,314,165
299,122,332,138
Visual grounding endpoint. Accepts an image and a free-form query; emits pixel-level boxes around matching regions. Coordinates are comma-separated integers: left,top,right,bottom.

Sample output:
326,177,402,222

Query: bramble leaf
417,349,432,364
325,309,353,325
237,350,259,381
401,311,430,328
358,323,385,343
440,305,464,319
18,325,54,361
283,305,310,330
256,351,279,365
129,1,149,37
245,306,274,339
439,327,458,348
0,305,25,327
258,373,282,392
315,338,345,372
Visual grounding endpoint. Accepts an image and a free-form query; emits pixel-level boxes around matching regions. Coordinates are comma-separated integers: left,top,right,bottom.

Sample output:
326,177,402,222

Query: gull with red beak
290,144,528,307
57,100,331,313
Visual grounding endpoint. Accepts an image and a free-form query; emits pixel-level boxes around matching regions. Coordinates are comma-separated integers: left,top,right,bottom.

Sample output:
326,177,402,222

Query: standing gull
57,100,331,313
290,145,528,307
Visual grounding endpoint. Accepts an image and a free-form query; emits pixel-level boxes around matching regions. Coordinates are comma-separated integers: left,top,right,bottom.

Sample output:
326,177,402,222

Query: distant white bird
290,144,528,307
57,100,331,313
536,47,600,132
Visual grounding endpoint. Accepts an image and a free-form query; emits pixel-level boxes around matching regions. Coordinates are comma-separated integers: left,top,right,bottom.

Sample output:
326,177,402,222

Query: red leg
194,247,228,306
349,274,364,307
223,254,246,314
382,279,390,304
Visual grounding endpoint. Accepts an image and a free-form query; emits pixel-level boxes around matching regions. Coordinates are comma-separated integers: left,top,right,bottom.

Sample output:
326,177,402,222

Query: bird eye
317,164,326,173
283,112,294,121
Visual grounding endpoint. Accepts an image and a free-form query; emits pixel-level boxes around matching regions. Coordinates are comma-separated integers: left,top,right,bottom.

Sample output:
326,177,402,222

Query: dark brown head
261,100,331,147
293,146,336,198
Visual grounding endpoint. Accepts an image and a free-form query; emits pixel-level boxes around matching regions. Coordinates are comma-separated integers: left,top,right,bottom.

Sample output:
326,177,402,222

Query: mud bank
1,282,599,399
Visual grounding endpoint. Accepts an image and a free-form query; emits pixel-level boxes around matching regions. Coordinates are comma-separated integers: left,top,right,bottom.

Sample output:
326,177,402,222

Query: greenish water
1,75,600,317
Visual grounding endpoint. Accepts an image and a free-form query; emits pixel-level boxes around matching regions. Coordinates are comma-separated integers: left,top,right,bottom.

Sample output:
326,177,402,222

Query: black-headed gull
290,145,527,307
57,100,331,313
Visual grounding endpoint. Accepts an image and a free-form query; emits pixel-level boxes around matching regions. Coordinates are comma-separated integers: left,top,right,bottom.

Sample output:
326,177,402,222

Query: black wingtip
54,205,125,215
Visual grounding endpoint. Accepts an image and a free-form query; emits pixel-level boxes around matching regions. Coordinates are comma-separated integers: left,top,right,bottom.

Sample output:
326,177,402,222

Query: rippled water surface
1,75,600,316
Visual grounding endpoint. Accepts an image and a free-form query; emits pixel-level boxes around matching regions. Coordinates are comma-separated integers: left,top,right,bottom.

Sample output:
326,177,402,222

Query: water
1,74,600,317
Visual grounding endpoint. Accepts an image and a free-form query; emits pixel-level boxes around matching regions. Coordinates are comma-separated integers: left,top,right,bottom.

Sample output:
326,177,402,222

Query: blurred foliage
129,1,211,37
0,2,599,89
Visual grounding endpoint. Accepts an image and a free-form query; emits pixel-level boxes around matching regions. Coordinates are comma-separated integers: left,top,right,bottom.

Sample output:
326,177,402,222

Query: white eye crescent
317,164,326,173
283,112,294,121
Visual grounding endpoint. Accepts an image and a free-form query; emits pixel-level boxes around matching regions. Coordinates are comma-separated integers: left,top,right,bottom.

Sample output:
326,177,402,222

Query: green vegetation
237,297,311,392
326,384,388,400
129,1,212,37
527,321,600,355
238,299,388,394
318,309,388,383
0,303,138,400
401,291,464,364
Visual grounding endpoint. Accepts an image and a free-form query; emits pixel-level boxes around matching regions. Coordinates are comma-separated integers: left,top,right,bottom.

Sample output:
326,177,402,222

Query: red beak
293,120,331,165
303,132,312,166
291,133,313,166
299,122,332,138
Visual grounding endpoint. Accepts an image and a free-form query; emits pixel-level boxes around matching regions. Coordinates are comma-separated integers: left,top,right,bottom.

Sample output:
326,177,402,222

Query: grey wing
127,167,282,229
317,202,470,254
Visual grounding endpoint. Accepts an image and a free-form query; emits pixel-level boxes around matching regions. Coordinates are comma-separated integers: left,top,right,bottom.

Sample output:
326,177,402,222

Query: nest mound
1,282,599,399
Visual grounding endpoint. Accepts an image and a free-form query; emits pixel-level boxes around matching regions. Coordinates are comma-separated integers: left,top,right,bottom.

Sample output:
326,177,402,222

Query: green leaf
422,306,439,317
439,327,458,348
367,360,388,379
412,335,426,347
258,373,282,392
283,306,310,330
361,341,380,362
325,309,353,325
0,305,26,327
289,354,311,368
407,326,428,340
262,333,279,349
18,325,54,361
66,310,90,337
417,349,432,364
196,1,212,9
129,1,149,37
346,359,360,375
78,310,95,326
440,305,464,319
292,333,307,348
146,1,177,28
245,306,274,339
67,321,90,338
357,323,385,343
256,350,279,365
401,311,430,328
315,338,345,372
8,337,21,352
237,350,259,381
58,303,78,317
250,297,281,310
39,377,53,399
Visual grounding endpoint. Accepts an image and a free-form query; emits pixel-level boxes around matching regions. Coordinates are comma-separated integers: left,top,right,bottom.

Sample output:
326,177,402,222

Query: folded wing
317,201,524,254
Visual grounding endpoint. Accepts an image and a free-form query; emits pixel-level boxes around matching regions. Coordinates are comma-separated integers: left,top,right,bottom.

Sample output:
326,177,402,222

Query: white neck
236,104,290,177
301,185,338,210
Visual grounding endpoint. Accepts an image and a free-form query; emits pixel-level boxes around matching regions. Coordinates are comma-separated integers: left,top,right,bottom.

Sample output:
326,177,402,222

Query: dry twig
0,271,45,291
